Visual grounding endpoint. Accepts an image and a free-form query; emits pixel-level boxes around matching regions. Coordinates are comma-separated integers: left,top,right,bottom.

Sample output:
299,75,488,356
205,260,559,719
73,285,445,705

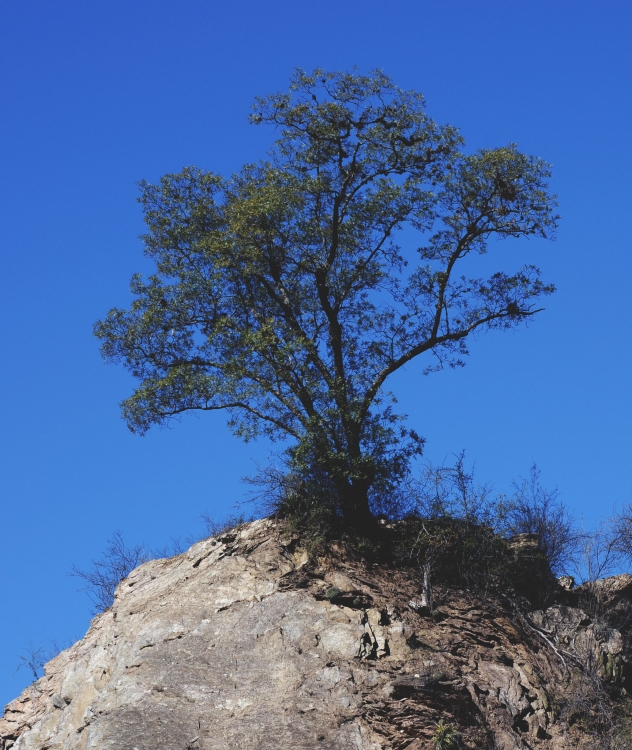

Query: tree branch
358,307,543,424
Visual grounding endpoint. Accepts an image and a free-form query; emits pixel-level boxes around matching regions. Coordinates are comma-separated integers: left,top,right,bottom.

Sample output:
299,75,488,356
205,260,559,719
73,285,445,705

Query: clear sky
1,0,631,706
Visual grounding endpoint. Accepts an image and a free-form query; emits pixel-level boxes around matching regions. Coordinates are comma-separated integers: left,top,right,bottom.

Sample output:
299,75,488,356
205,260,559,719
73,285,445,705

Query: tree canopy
95,69,558,533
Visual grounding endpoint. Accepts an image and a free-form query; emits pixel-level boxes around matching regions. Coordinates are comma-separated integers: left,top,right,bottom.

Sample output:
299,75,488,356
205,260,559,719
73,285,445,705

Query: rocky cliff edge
2,519,630,750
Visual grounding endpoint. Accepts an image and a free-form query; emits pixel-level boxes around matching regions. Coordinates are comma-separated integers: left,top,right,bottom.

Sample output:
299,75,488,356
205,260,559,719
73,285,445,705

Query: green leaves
432,720,460,750
95,69,558,525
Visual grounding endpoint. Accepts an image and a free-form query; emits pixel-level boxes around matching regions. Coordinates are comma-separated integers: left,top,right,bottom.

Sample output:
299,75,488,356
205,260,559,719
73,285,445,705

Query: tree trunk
341,479,376,536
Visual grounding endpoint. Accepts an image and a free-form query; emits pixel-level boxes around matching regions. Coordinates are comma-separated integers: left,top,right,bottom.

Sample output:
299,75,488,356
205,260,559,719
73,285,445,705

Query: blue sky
1,0,631,705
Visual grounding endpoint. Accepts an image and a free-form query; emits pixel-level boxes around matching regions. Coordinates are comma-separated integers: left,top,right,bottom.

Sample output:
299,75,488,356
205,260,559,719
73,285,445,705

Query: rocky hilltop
2,519,631,750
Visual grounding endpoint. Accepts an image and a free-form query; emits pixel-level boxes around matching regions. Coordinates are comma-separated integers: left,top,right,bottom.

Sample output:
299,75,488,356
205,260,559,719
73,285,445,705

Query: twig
504,597,569,677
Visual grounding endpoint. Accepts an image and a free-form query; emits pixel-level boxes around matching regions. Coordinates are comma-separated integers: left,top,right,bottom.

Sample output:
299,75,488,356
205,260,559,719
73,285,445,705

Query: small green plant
325,586,342,600
432,720,460,750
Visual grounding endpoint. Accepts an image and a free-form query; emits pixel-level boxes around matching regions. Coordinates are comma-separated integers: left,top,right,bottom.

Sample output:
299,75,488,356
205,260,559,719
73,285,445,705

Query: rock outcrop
1,520,629,749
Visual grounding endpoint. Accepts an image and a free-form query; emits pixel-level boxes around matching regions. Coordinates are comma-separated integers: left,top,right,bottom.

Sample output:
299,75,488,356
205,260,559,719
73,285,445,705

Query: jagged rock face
0,520,627,749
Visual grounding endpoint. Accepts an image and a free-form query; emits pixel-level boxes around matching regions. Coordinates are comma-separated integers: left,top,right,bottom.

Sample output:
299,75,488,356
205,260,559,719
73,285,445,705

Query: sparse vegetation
69,514,258,613
502,463,580,575
375,454,574,608
70,531,150,613
15,641,64,682
200,512,255,538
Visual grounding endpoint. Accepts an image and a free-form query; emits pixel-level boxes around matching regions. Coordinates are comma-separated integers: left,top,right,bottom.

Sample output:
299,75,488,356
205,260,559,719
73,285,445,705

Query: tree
95,69,558,533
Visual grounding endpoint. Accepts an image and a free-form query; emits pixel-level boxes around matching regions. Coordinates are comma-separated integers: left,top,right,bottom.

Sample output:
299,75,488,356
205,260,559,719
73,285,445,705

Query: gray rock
1,519,626,749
